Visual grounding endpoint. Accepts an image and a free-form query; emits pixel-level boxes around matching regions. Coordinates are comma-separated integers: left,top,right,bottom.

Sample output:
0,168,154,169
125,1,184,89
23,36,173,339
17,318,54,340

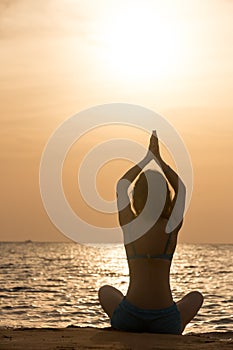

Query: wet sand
0,327,232,350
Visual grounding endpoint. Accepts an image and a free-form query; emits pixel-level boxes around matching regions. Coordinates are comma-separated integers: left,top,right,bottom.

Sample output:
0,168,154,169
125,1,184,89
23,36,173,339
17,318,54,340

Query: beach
0,327,232,350
1,243,232,333
1,243,232,349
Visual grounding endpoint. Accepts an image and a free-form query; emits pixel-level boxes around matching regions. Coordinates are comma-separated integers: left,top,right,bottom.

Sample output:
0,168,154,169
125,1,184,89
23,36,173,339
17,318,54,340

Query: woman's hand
147,130,161,161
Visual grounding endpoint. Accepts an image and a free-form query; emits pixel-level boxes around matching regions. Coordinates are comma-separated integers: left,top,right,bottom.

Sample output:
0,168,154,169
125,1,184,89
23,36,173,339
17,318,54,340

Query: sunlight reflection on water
0,242,232,334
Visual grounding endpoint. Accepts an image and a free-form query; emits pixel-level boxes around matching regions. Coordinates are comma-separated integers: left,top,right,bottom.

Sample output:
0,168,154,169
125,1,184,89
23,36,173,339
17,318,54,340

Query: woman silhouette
98,130,203,334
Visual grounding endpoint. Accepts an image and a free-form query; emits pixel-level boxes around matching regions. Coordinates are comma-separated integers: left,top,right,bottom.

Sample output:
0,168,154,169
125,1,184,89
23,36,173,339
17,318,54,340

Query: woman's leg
98,285,124,318
176,291,204,333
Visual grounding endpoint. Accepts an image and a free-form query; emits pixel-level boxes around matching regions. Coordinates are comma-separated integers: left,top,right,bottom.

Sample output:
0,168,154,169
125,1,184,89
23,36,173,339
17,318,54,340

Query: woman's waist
128,258,171,277
126,284,173,309
127,276,171,292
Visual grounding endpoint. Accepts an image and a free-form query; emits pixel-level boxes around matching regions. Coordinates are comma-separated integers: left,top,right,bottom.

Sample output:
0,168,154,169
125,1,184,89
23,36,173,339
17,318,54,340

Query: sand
0,327,232,350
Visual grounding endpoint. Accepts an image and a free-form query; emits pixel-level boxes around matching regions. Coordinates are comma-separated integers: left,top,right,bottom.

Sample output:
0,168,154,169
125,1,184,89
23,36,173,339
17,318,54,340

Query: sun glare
95,4,186,83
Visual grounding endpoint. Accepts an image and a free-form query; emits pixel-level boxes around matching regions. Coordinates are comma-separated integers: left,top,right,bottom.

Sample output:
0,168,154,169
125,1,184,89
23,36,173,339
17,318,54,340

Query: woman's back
125,217,178,261
124,216,178,309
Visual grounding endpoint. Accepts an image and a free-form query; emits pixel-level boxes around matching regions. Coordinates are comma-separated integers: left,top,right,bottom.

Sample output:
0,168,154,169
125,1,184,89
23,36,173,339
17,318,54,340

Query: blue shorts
111,297,182,334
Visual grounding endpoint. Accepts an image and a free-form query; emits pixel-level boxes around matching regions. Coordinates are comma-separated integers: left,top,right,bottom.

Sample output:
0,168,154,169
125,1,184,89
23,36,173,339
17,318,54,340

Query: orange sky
0,0,233,243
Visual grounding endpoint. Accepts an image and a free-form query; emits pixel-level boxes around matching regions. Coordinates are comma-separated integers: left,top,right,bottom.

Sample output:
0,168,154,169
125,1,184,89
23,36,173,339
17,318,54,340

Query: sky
0,0,233,243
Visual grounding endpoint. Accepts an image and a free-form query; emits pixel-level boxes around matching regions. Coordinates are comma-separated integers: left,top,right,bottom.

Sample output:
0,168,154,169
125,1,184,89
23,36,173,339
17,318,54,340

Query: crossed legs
98,285,124,319
176,291,204,333
98,285,203,333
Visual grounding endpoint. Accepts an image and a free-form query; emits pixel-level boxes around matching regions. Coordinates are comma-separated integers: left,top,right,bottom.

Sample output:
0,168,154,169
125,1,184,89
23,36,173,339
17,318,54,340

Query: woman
98,130,203,334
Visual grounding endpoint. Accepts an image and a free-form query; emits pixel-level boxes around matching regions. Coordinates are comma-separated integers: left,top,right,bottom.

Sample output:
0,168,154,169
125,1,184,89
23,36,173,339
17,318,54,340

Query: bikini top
127,232,174,261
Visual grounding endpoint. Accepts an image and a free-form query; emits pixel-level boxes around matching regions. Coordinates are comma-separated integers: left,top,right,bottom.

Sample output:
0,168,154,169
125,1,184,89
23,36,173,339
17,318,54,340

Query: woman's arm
148,131,181,192
149,130,185,194
118,153,151,184
116,146,152,226
149,130,186,232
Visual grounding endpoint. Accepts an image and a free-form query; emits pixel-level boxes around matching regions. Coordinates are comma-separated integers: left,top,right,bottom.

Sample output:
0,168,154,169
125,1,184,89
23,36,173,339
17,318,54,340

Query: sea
0,242,232,334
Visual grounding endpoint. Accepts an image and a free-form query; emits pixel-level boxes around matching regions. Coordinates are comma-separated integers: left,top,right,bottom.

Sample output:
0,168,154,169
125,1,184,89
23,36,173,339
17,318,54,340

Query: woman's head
132,169,172,219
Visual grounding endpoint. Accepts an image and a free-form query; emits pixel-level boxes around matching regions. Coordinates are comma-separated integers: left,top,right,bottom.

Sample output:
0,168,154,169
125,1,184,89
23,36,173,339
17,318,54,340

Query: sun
95,4,186,83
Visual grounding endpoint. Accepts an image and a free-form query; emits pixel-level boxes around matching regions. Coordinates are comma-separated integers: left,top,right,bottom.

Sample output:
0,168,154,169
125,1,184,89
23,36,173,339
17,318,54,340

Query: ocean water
0,242,232,334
